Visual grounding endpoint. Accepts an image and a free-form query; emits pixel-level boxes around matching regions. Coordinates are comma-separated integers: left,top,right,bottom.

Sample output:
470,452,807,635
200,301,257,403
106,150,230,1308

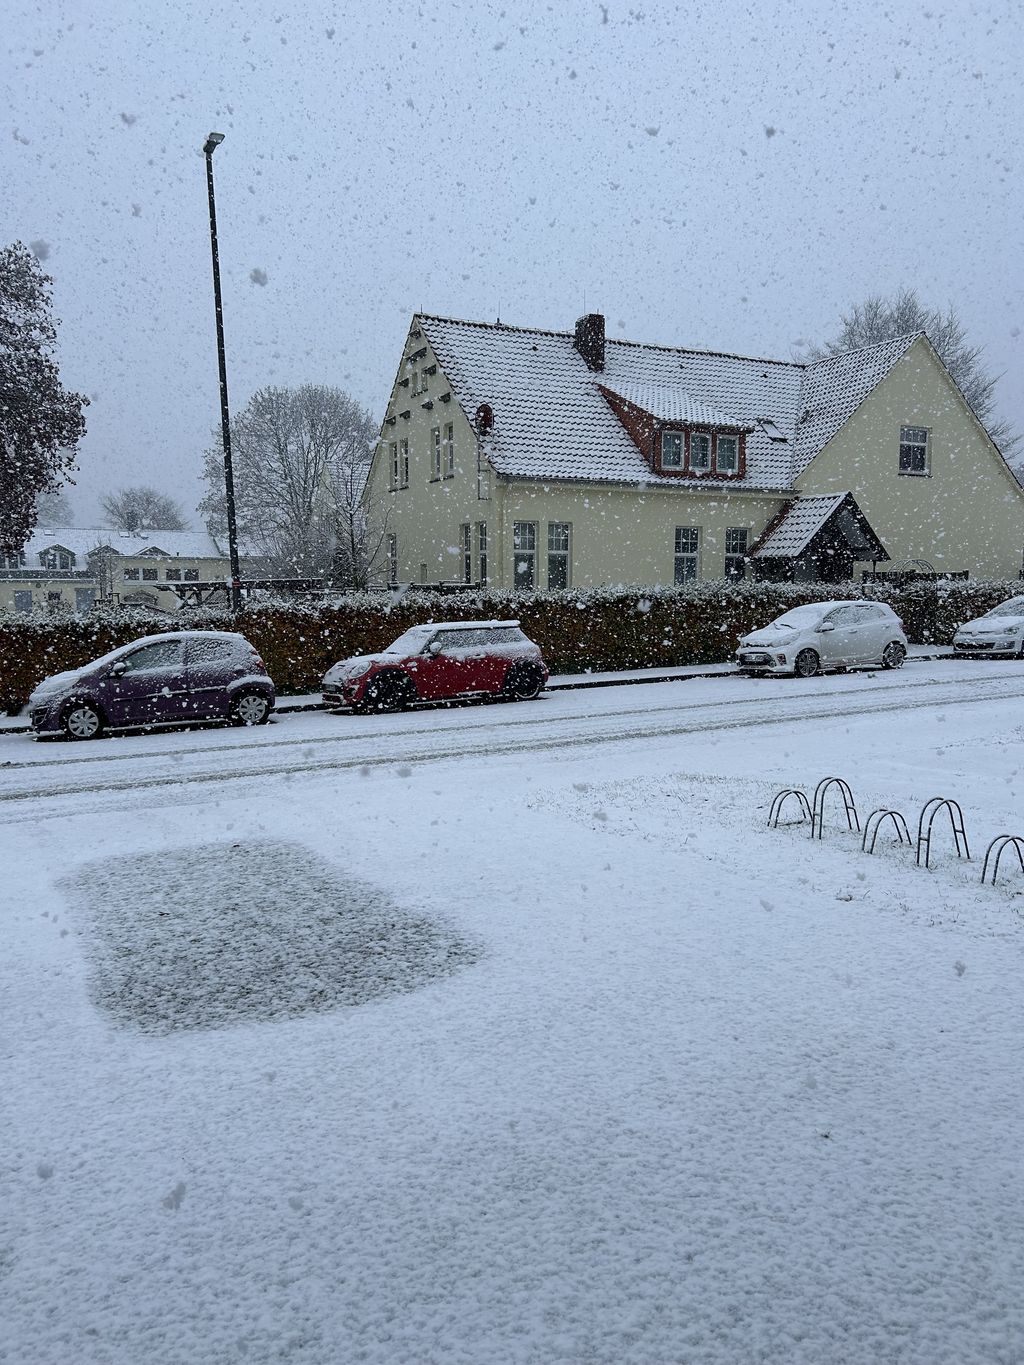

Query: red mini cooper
322,620,549,713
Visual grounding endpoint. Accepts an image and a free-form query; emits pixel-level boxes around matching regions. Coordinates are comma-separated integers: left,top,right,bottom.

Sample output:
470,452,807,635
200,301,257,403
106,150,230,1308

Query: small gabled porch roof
751,491,889,562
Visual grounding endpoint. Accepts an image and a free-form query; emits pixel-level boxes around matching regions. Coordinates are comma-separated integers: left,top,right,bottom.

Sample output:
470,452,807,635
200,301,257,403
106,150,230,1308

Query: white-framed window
387,533,398,583
460,523,472,584
420,368,429,395
183,568,200,582
725,527,748,579
431,427,442,480
39,548,75,571
689,432,711,472
123,567,140,581
165,567,182,581
513,521,537,589
399,438,409,488
899,425,930,475
547,521,571,589
1,551,26,570
661,431,683,469
443,423,455,477
477,522,488,586
715,435,739,475
674,527,699,583
389,440,399,489
142,565,159,581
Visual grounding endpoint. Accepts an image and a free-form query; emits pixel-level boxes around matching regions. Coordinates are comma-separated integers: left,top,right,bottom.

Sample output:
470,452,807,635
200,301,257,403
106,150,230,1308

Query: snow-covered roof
416,315,922,493
752,493,850,558
24,528,225,559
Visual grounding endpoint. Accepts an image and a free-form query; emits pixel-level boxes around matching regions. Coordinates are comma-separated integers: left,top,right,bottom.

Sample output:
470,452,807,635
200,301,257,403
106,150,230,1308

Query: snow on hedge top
418,315,921,492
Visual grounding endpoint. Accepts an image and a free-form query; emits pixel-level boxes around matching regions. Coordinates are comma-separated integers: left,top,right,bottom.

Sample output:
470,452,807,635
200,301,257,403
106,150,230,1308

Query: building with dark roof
366,312,1024,589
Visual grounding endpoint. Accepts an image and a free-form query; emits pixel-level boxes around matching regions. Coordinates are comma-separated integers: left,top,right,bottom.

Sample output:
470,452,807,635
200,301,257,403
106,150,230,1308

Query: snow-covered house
0,529,230,614
364,313,1024,589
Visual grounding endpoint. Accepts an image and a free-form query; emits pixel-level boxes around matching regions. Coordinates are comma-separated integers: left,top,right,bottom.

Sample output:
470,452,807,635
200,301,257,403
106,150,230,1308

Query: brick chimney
573,313,605,372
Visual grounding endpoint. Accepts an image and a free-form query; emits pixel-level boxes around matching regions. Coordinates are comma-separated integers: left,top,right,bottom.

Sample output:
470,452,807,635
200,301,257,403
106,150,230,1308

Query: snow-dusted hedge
1,578,1020,713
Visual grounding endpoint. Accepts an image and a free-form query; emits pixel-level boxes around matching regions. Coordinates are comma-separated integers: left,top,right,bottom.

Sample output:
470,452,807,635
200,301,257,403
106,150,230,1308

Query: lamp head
203,132,225,155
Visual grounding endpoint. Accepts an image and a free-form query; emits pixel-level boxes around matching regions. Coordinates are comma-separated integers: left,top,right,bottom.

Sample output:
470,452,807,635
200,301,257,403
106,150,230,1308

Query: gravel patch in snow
62,839,483,1033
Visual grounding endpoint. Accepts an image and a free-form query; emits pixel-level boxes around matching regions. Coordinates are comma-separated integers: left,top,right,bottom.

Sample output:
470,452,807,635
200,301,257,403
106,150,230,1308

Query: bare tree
0,242,88,552
811,288,1019,459
34,487,74,524
200,384,378,581
101,485,189,533
324,439,391,589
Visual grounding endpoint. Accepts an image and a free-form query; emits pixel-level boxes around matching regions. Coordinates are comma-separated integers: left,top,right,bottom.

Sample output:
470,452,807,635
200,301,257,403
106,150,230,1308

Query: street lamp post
202,130,242,612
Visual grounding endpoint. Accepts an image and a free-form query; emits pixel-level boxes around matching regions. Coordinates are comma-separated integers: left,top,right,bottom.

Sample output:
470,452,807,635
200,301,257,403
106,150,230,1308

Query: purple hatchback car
28,631,275,739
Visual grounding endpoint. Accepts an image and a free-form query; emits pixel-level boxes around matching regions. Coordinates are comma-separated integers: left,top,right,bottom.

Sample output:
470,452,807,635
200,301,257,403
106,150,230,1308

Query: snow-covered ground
4,659,1024,1364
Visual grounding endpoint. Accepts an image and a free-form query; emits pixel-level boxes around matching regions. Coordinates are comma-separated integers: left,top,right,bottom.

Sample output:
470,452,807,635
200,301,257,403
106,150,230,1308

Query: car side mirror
109,660,129,676
427,640,442,655
818,622,835,633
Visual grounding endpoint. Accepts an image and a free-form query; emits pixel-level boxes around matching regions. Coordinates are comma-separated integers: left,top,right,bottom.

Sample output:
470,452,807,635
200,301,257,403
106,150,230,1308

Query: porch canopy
751,491,889,583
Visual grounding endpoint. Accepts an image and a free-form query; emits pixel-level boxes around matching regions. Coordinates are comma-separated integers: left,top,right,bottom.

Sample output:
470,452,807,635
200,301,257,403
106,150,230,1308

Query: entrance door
100,639,187,726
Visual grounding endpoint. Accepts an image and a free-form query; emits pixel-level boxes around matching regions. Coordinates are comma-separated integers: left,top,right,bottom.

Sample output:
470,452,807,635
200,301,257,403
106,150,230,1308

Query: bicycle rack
916,798,970,869
768,788,812,829
981,835,1024,887
811,777,859,841
861,808,912,855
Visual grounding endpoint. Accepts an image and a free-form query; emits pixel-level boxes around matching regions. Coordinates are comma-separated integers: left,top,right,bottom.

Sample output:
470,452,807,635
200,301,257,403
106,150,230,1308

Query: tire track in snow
3,675,1022,817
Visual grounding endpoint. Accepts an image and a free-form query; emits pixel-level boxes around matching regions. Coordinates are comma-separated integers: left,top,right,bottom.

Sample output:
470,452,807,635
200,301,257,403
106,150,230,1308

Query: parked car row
25,620,549,739
22,594,1024,739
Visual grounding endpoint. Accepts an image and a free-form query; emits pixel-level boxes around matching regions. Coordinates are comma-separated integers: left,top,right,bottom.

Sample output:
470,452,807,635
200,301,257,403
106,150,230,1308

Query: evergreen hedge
1,578,1020,714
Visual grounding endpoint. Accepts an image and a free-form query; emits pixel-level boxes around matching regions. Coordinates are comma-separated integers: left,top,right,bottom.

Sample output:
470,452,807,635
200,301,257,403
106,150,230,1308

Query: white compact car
952,595,1024,658
735,601,908,678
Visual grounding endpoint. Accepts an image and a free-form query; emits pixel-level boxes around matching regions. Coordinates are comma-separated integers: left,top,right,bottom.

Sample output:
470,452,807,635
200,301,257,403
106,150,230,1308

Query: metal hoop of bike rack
916,797,970,868
981,834,1024,887
861,808,912,855
768,789,813,829
811,777,859,841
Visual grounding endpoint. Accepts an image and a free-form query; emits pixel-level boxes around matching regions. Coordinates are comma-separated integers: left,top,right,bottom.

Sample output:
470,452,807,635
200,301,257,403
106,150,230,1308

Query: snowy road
4,657,1024,1364
3,657,1024,814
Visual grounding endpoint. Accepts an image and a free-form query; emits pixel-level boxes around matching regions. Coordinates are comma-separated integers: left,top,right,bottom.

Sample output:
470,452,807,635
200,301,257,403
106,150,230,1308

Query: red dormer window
657,429,745,479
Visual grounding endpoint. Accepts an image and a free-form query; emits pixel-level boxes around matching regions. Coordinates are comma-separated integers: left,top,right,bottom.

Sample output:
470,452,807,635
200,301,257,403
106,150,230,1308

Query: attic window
758,417,787,442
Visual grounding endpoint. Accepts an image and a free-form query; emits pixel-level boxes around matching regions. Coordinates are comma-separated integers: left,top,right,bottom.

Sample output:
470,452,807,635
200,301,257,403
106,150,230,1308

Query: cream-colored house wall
366,321,789,590
366,326,500,586
502,483,787,588
799,337,1024,579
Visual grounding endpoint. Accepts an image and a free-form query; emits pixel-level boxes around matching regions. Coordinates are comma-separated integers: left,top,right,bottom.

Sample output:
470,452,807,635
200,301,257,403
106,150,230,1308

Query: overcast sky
6,0,1023,526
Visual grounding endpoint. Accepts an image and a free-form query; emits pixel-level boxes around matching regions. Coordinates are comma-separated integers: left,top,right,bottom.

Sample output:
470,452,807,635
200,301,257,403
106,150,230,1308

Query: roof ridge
417,312,805,371
810,330,923,367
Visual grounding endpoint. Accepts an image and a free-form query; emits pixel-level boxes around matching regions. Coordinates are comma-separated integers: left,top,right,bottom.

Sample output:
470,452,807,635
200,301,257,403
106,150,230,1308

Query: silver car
952,595,1024,658
735,601,908,678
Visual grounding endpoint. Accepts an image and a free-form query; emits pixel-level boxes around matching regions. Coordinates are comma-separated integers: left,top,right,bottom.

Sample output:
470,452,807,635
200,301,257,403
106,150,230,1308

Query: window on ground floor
674,527,699,583
513,521,537,589
477,522,488,586
547,522,571,589
460,523,472,584
725,527,749,580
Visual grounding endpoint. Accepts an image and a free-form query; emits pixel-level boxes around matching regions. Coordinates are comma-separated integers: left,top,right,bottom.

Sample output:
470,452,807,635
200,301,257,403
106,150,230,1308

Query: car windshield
765,606,826,631
383,625,438,654
984,598,1024,618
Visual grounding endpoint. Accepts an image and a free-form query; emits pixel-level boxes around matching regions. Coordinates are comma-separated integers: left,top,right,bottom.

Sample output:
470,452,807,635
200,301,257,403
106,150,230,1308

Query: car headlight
345,660,374,679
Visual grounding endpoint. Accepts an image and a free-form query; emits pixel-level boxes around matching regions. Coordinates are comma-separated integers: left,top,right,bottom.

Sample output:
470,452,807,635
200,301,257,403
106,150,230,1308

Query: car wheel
62,700,103,740
230,691,271,726
881,641,907,670
504,662,545,700
794,649,820,679
359,673,412,714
